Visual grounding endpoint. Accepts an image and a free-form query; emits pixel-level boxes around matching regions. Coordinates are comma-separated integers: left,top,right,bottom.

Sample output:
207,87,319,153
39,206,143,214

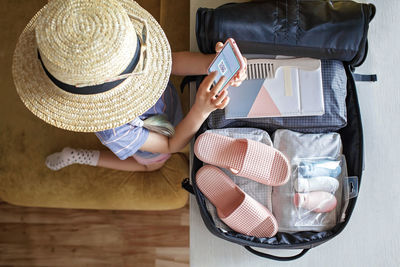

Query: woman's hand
142,71,229,155
214,41,247,87
193,71,229,118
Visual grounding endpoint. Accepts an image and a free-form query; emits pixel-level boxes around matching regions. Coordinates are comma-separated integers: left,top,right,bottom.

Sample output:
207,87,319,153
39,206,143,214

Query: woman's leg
46,148,165,172
97,151,164,172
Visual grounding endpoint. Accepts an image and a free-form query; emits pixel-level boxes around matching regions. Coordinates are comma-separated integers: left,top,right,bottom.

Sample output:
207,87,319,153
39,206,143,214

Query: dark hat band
37,37,141,95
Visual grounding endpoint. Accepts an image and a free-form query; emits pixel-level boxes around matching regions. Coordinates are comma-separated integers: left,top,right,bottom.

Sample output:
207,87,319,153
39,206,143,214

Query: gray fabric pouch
207,60,347,133
200,128,274,232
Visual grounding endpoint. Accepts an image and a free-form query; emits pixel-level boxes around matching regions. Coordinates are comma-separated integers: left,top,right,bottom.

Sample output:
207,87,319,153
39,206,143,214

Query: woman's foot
45,147,100,171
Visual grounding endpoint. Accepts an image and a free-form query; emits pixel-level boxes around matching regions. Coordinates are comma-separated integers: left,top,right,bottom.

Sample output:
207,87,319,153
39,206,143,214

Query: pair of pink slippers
194,133,291,238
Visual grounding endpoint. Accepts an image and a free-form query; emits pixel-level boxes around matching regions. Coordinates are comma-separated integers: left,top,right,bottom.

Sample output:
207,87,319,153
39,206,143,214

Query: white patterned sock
45,147,100,171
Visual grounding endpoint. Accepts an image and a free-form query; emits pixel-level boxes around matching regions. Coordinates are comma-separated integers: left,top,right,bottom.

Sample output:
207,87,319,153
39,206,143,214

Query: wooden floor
0,201,189,266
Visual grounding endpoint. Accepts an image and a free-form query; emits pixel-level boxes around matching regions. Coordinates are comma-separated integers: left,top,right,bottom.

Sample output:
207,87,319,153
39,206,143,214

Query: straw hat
12,0,171,132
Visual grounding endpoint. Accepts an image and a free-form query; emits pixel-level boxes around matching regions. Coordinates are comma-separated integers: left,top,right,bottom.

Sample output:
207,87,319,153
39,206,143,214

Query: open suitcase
182,0,376,261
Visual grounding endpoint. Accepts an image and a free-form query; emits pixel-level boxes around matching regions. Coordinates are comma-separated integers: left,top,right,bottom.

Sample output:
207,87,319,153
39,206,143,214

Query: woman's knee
144,161,165,172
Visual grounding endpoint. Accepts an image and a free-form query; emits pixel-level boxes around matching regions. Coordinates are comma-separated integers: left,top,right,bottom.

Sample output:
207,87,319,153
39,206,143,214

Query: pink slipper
194,132,290,186
196,165,278,238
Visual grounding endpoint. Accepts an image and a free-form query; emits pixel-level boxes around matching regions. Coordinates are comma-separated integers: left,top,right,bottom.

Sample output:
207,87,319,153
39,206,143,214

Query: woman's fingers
243,57,248,66
210,75,226,96
201,71,218,92
230,80,242,87
229,74,244,87
215,42,224,53
212,89,228,105
237,57,247,78
230,59,248,87
216,95,230,109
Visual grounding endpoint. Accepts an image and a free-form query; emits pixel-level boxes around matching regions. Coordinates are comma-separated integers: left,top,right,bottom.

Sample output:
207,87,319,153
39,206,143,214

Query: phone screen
208,42,241,92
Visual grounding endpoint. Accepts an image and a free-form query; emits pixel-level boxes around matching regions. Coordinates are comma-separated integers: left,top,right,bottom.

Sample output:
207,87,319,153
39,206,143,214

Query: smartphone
208,38,245,92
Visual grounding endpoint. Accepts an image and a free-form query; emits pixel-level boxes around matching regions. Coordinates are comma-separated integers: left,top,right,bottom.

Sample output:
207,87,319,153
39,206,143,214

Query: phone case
208,38,246,91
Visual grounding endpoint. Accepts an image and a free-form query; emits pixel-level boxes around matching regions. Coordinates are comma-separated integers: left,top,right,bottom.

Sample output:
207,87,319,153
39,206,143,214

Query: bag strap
180,75,205,93
181,178,195,194
353,73,377,82
244,246,309,261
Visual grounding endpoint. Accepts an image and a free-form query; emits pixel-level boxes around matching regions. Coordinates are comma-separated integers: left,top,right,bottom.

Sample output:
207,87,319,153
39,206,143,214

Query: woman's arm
171,42,247,87
141,43,248,154
171,42,225,76
171,51,215,76
140,72,228,154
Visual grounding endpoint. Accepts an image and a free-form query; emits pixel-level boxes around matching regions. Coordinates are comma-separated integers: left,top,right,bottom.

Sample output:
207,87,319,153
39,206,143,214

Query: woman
12,0,246,172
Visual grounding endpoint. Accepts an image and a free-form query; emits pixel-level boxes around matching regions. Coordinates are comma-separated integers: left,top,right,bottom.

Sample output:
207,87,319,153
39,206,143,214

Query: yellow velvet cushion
0,150,188,210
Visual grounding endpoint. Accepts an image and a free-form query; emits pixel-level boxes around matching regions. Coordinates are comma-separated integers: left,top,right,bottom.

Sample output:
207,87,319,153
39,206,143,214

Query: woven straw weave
13,0,171,132
36,0,137,85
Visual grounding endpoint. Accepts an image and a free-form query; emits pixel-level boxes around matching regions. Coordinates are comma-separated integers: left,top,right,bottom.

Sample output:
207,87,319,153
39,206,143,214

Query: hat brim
12,0,171,132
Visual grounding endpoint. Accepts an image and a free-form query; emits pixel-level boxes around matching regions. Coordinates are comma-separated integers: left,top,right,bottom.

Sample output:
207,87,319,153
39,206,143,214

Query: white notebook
225,59,324,119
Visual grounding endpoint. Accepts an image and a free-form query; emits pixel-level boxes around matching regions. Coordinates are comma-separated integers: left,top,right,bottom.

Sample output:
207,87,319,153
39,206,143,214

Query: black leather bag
182,0,376,261
196,0,376,67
